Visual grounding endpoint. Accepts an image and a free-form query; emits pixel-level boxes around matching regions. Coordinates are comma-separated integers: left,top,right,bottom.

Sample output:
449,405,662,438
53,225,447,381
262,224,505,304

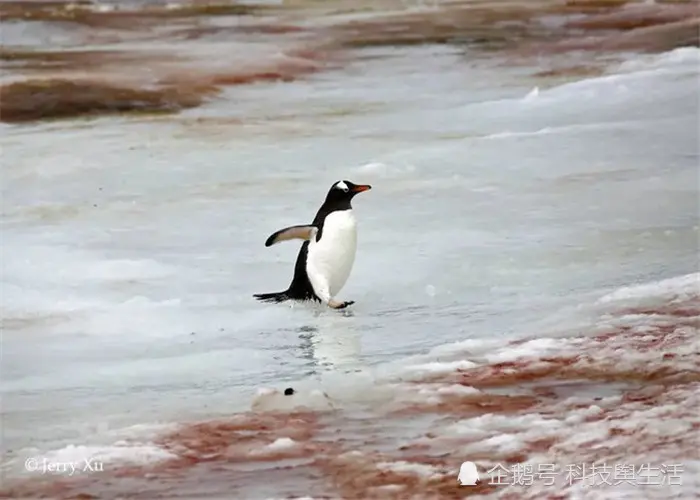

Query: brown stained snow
2,283,697,499
0,48,335,123
0,79,217,123
324,0,699,50
0,1,269,27
0,48,151,72
1,0,698,123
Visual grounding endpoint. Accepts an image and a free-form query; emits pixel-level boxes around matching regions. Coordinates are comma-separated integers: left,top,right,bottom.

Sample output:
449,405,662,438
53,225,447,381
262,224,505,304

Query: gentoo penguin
253,180,371,309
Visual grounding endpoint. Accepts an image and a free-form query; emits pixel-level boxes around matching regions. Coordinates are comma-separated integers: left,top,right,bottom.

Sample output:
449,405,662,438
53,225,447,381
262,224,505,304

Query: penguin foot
329,300,354,310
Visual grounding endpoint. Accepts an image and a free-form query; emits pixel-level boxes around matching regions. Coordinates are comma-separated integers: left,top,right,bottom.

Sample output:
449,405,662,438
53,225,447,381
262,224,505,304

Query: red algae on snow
1,0,698,123
2,273,698,499
0,1,268,28
0,79,217,123
0,47,336,123
159,48,335,88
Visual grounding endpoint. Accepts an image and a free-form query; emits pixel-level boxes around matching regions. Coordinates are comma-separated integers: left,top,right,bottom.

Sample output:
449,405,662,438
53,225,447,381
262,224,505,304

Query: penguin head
325,180,372,204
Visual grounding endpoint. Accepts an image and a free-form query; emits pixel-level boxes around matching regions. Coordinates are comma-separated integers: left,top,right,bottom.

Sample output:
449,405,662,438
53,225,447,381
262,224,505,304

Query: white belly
306,210,357,299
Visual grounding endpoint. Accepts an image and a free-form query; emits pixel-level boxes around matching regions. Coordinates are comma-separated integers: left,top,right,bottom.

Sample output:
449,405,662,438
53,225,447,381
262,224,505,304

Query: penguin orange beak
352,184,372,193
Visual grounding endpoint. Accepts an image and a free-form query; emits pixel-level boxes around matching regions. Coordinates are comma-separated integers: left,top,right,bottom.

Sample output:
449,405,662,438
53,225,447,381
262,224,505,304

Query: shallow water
1,12,699,497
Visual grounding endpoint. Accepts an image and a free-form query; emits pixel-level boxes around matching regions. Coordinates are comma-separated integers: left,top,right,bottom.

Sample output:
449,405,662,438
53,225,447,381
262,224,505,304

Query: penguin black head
324,180,372,205
284,387,295,396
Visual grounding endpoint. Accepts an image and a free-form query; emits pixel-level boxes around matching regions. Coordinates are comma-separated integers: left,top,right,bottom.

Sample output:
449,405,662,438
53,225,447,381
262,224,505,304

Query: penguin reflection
297,314,362,372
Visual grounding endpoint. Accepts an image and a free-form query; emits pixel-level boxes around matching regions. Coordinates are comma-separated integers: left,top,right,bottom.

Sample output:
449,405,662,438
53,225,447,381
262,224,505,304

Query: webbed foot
329,300,355,310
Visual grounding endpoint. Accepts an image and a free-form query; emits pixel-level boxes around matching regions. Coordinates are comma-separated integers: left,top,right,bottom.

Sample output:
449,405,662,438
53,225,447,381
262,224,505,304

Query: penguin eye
336,181,349,192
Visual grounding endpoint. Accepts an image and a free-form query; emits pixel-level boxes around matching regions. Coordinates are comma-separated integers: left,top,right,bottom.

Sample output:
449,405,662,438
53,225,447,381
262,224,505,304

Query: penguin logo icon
458,461,480,486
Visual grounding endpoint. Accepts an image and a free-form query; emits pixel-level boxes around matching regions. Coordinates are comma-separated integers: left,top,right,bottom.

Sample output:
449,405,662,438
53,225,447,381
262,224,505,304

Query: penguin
253,180,372,310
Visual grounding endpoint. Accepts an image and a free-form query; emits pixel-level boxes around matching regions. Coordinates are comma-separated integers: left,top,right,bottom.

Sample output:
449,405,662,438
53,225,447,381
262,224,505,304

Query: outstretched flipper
265,225,316,247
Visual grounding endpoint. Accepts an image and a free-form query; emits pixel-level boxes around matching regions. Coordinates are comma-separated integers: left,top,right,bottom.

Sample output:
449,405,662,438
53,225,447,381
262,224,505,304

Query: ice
524,86,540,101
375,460,445,478
251,437,298,454
5,443,178,477
477,433,524,454
483,338,561,363
371,484,405,492
1,36,697,498
404,360,478,376
450,413,564,436
251,387,335,412
597,272,700,305
432,384,481,396
266,437,297,451
617,47,700,72
44,443,175,465
428,338,505,357
564,405,604,425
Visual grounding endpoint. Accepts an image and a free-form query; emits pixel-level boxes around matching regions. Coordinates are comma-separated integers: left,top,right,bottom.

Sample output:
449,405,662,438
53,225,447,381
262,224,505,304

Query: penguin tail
253,290,290,304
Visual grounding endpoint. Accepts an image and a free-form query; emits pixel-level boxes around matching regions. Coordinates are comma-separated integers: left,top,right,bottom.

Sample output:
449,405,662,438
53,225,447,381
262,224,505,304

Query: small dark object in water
284,388,295,396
